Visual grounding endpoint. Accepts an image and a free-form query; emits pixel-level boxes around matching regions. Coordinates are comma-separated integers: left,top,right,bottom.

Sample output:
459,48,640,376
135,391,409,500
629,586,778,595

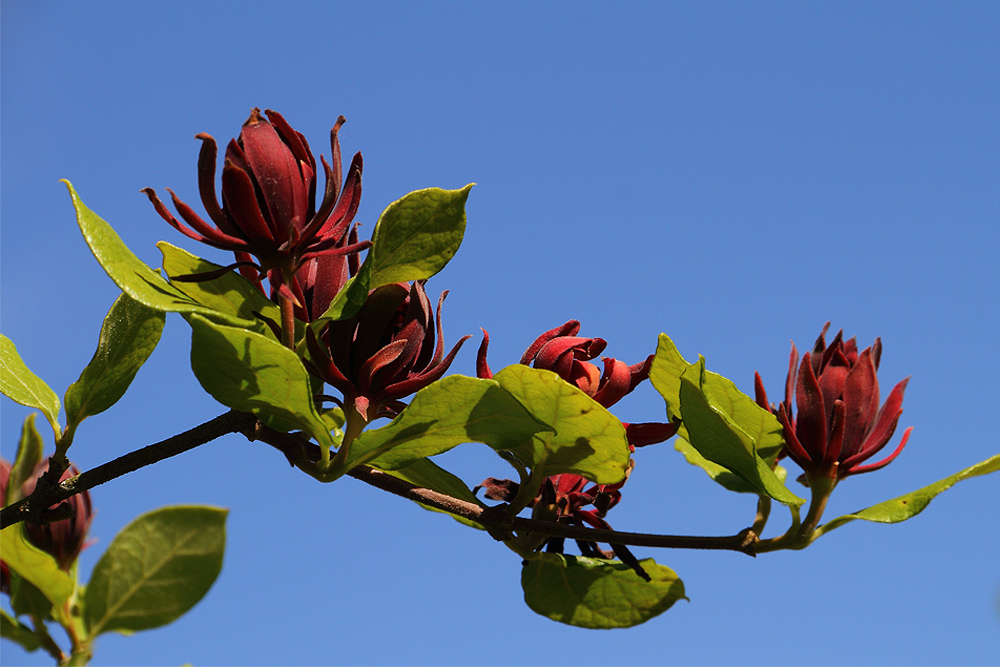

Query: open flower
306,280,470,422
477,320,677,448
18,461,94,572
143,108,369,309
755,323,912,481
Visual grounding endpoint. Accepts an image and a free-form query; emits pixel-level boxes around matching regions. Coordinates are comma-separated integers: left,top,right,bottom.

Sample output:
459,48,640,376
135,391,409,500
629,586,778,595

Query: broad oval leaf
347,375,550,473
816,453,1000,536
522,553,687,628
158,242,279,327
63,181,249,326
369,185,473,286
0,525,75,608
64,293,165,428
492,365,631,484
85,505,227,636
0,335,61,438
188,316,334,452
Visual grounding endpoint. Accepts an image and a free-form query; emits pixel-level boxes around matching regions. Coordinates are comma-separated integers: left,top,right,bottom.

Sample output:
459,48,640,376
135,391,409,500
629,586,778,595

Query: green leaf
84,506,227,636
650,334,794,499
0,336,62,437
522,554,687,628
312,257,374,324
158,242,280,327
346,375,550,473
816,453,1000,536
6,414,46,505
188,316,334,452
1,608,41,652
368,185,473,286
492,365,631,484
679,362,803,506
64,293,165,428
62,181,249,326
383,457,485,528
0,525,75,608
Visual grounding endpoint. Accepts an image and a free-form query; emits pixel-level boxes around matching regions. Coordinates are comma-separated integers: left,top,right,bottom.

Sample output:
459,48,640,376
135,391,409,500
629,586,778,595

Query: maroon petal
754,371,771,413
841,377,910,470
240,109,309,236
221,160,276,248
794,352,828,461
591,357,633,408
476,329,494,379
383,335,471,400
520,321,581,365
783,343,799,415
357,339,409,394
626,355,654,393
843,426,912,477
778,404,813,469
839,348,879,458
823,399,846,466
625,421,678,447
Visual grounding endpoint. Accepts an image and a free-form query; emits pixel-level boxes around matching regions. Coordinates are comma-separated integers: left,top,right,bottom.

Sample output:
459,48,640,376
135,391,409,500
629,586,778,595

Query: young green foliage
0,336,62,438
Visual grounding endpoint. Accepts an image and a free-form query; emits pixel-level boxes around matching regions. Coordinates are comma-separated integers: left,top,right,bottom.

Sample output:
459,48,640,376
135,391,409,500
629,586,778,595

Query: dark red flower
19,461,94,572
143,109,369,310
755,323,912,481
476,320,678,448
306,280,470,421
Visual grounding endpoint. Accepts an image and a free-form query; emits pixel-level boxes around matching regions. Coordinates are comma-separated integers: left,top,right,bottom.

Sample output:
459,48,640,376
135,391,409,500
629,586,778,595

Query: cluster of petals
1,459,94,573
476,320,677,448
143,108,370,312
755,323,912,480
306,280,470,421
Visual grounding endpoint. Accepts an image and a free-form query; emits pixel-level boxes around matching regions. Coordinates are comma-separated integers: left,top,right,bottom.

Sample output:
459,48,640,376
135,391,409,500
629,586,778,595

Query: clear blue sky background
2,2,998,665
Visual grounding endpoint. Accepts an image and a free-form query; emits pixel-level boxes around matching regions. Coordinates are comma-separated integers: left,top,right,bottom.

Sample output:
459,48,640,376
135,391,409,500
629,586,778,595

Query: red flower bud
143,109,370,313
306,281,470,421
19,461,94,572
756,323,912,481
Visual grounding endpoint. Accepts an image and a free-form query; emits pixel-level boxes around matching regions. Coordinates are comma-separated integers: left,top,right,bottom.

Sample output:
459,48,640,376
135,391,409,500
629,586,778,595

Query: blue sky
2,1,998,665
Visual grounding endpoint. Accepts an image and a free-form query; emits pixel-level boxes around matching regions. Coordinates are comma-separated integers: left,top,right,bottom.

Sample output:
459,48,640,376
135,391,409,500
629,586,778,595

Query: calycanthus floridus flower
143,108,370,310
305,280,470,422
755,323,912,483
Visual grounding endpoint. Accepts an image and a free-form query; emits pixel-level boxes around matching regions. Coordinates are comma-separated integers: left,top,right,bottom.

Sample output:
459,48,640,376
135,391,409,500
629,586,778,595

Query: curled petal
843,426,912,477
520,320,581,365
624,421,678,448
794,352,827,460
842,377,910,470
778,404,813,469
626,354,654,393
591,357,633,408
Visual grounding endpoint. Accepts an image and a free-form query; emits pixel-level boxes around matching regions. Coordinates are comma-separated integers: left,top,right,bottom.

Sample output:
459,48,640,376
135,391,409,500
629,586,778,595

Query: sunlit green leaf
158,242,279,327
62,181,249,326
522,554,687,628
6,414,46,506
85,506,227,636
816,453,1000,536
679,362,803,506
369,185,473,285
0,335,61,438
346,375,549,473
0,525,74,608
312,257,374,325
188,316,334,452
64,293,165,429
1,608,41,652
492,365,631,484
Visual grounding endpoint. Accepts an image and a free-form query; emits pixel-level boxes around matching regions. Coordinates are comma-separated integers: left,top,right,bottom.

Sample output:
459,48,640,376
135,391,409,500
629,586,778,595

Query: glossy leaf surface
817,453,1000,536
493,365,631,484
158,242,279,327
522,554,687,628
368,185,473,285
348,375,549,472
188,316,334,451
0,335,61,437
85,506,227,636
64,293,165,428
63,181,248,326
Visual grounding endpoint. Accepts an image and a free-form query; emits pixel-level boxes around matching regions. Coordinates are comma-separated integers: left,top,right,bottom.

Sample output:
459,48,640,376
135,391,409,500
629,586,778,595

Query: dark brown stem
1,411,254,530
